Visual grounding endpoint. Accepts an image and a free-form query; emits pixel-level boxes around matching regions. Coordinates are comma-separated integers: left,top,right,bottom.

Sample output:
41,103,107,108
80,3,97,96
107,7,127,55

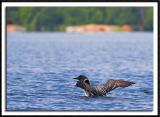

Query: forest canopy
6,7,153,31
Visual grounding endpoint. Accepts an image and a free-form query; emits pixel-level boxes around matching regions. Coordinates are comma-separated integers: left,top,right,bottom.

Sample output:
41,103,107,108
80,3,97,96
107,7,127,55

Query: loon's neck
83,90,90,97
83,84,92,97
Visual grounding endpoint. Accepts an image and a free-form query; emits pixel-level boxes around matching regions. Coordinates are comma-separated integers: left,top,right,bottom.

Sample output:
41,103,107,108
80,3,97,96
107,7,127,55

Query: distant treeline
6,7,153,31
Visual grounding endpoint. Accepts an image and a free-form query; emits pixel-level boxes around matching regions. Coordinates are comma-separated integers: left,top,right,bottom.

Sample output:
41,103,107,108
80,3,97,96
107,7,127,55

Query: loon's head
73,75,90,89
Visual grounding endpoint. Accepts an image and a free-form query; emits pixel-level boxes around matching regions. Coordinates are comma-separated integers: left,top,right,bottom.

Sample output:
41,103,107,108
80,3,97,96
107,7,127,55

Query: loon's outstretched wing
104,79,135,93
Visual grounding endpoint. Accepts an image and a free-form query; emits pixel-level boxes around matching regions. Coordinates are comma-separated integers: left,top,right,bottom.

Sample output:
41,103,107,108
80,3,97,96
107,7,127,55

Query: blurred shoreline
7,24,152,33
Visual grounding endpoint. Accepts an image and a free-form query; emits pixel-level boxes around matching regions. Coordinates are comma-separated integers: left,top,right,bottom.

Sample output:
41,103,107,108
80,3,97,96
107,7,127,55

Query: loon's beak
73,77,78,80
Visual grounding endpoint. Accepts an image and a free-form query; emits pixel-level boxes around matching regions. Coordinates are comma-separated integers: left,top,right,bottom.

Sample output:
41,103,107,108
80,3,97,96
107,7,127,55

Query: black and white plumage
73,75,135,97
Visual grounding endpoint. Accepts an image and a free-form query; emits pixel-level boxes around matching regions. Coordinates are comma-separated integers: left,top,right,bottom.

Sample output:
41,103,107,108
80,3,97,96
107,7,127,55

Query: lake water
7,32,153,111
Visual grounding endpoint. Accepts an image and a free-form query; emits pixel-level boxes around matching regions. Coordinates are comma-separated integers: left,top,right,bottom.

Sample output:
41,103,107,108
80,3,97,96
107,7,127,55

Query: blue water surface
7,32,153,111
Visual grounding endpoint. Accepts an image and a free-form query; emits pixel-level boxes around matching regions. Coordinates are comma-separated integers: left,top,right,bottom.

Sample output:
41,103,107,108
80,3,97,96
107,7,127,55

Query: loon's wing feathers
104,79,135,93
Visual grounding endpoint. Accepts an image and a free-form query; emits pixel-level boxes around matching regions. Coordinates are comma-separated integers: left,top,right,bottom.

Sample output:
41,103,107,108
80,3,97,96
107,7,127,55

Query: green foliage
143,7,153,31
6,7,153,31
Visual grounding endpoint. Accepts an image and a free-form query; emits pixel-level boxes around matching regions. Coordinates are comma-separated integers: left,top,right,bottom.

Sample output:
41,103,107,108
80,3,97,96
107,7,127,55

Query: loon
73,75,135,97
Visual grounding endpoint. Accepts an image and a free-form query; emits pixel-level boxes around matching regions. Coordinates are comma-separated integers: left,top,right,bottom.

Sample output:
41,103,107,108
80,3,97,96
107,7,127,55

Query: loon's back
84,85,106,97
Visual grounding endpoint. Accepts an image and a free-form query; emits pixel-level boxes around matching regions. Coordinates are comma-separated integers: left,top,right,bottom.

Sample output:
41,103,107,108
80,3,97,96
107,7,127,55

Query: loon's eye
84,79,90,85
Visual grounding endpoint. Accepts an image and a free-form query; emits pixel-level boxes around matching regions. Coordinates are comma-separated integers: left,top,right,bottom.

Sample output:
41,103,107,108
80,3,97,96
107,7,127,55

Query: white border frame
2,2,158,115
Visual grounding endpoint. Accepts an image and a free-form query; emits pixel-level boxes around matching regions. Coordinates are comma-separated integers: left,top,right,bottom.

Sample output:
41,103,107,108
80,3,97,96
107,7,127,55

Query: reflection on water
7,32,153,111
